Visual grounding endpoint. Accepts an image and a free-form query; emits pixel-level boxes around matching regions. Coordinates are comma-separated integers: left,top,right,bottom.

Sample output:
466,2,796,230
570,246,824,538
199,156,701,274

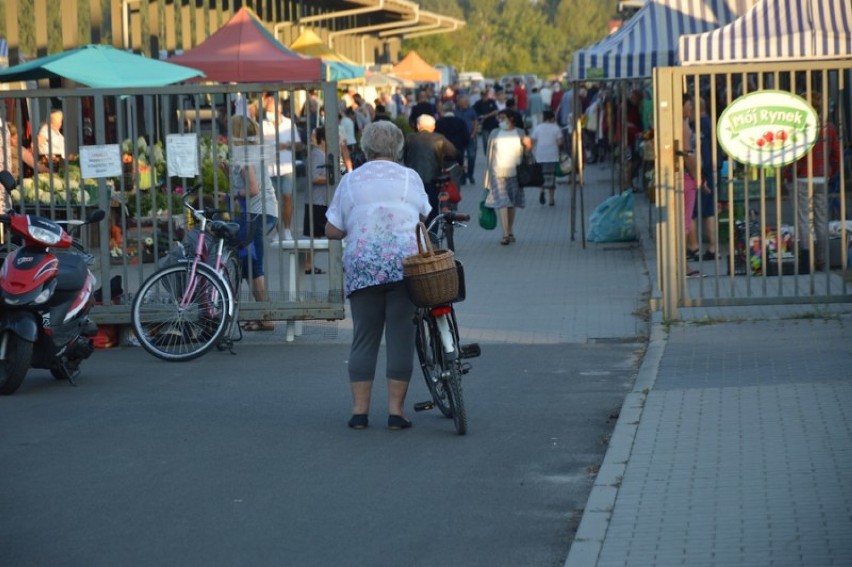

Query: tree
407,0,616,78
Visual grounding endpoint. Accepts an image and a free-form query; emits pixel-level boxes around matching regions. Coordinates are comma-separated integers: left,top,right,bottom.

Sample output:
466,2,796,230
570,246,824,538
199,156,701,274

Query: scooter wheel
0,331,33,395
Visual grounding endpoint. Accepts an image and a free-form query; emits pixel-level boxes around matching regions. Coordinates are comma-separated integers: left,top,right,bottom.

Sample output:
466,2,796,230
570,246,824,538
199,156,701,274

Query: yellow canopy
290,29,358,64
289,29,365,84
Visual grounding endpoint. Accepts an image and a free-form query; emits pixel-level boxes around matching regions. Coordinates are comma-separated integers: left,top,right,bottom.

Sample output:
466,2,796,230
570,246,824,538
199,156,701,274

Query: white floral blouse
326,159,431,297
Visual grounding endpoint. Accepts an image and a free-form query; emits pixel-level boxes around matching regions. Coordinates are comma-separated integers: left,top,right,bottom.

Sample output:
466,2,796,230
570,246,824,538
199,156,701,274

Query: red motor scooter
0,170,106,395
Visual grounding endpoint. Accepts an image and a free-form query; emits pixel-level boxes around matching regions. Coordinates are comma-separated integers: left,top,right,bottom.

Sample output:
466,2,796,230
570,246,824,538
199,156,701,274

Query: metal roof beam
377,11,463,39
328,6,420,48
298,0,386,25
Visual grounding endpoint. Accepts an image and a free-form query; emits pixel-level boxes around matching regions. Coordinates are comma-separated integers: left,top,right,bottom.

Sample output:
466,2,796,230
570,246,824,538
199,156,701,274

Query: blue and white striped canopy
679,0,852,64
571,0,756,80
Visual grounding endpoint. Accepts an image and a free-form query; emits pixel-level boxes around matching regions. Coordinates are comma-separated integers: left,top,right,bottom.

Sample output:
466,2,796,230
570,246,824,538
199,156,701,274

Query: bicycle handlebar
183,185,230,221
426,211,470,233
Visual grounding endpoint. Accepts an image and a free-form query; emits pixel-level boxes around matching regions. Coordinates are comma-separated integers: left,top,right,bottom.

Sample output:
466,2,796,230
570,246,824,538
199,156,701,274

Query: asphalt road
0,339,639,567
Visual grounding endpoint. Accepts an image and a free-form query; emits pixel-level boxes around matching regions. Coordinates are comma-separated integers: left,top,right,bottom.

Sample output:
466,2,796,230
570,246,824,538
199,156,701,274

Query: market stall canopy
0,44,204,87
678,0,852,64
167,7,321,83
289,29,365,83
365,70,413,88
391,51,440,83
570,0,757,80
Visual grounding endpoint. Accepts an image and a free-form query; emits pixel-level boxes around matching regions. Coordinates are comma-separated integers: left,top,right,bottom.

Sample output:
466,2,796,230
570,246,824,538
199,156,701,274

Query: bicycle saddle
208,220,241,241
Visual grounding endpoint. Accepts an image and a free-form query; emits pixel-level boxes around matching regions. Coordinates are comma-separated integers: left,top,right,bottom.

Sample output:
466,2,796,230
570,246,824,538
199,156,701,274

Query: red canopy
167,7,322,83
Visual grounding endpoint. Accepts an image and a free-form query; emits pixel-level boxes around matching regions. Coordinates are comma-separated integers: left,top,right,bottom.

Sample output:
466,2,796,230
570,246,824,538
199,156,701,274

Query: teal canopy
322,60,365,82
0,44,204,88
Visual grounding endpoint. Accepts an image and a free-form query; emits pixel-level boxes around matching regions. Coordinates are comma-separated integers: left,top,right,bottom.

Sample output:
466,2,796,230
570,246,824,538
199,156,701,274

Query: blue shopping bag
587,190,637,242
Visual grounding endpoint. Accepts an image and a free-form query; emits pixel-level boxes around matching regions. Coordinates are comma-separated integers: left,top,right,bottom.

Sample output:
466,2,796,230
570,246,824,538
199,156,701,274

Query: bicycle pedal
461,363,473,375
459,343,481,359
413,401,434,412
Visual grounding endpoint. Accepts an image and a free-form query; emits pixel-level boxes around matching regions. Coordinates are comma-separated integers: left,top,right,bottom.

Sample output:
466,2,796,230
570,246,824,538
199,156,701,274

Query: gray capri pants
348,281,416,383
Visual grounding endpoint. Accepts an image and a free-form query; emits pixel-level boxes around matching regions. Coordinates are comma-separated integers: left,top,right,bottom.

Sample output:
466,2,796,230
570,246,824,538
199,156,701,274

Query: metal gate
653,59,851,320
0,81,345,330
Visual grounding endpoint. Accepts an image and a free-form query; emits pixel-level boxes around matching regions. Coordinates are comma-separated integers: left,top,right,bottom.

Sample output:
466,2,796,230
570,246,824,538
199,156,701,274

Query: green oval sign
716,90,819,168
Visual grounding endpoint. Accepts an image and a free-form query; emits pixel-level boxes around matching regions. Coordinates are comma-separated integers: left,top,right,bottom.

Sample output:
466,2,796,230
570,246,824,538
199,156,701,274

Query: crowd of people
1,72,844,430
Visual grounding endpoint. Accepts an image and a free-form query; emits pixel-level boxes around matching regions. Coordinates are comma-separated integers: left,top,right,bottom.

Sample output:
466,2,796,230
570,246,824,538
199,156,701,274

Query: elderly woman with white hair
325,121,431,431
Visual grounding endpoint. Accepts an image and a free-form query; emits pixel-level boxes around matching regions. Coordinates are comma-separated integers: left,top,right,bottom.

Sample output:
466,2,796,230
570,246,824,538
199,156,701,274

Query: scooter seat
55,254,89,291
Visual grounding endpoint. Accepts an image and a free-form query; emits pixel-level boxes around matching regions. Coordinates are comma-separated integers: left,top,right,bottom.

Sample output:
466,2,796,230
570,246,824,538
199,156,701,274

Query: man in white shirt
37,108,65,159
261,92,303,242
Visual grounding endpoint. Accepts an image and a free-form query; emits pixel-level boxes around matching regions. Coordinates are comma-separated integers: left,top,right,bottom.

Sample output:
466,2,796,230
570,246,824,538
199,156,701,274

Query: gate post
654,68,680,321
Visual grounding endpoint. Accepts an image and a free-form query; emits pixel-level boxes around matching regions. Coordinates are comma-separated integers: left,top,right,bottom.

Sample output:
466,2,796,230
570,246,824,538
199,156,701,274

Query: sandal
241,320,275,332
304,267,325,275
500,236,511,245
508,234,516,243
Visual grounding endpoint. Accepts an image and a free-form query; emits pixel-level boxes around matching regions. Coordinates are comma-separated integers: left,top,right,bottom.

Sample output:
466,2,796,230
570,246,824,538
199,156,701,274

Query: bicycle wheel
414,313,453,418
440,312,467,435
131,263,230,362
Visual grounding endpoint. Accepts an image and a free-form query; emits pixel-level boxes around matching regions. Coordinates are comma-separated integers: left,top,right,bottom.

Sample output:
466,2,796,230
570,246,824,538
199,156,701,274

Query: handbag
435,174,462,204
479,138,498,230
515,133,544,187
478,190,497,230
436,144,462,204
556,153,573,177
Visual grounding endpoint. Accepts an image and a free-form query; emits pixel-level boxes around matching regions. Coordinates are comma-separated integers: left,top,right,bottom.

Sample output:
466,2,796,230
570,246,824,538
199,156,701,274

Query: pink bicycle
131,186,243,361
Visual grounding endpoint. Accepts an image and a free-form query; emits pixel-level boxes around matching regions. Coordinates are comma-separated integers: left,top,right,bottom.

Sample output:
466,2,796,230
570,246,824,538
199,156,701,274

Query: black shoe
348,414,368,429
686,248,700,261
387,415,412,430
700,250,718,261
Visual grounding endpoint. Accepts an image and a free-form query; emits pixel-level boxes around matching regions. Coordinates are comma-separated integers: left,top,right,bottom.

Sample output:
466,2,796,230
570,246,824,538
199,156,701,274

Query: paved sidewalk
566,171,852,565
237,150,852,566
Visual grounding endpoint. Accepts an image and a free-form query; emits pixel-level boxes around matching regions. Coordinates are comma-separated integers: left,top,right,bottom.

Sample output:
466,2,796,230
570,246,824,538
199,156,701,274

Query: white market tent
571,0,757,80
678,0,852,64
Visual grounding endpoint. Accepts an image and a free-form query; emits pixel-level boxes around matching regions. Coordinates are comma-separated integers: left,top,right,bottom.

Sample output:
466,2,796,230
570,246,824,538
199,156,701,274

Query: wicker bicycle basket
403,223,458,307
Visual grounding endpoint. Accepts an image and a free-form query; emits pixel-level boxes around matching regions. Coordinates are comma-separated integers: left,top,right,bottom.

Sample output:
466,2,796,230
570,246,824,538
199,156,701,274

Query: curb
563,319,668,567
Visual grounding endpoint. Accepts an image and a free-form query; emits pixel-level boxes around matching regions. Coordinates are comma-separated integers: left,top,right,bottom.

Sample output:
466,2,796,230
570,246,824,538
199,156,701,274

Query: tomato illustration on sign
752,129,795,150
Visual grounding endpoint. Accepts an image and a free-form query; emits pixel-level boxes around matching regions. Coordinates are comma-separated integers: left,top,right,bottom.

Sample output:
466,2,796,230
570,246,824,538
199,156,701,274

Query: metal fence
0,81,345,331
652,59,852,320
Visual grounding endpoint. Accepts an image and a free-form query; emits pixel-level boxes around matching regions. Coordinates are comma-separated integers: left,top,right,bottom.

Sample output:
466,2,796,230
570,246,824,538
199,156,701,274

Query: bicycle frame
178,198,235,320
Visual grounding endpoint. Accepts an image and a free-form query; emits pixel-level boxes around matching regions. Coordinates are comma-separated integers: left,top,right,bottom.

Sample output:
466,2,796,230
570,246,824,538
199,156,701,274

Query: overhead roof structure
296,0,464,43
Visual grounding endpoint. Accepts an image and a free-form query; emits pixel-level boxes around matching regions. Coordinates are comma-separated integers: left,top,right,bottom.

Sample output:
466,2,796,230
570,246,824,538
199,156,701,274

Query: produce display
11,155,92,203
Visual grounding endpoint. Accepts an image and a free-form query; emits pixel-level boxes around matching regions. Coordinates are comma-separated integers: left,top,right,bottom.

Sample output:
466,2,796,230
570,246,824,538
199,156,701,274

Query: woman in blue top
326,121,431,431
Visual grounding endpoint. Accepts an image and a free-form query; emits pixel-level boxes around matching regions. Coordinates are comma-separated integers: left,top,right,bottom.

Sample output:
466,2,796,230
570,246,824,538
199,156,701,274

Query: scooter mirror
87,209,107,224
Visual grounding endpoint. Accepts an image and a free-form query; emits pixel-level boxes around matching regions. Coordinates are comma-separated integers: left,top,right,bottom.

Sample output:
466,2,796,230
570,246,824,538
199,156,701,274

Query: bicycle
411,210,481,435
131,186,244,361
